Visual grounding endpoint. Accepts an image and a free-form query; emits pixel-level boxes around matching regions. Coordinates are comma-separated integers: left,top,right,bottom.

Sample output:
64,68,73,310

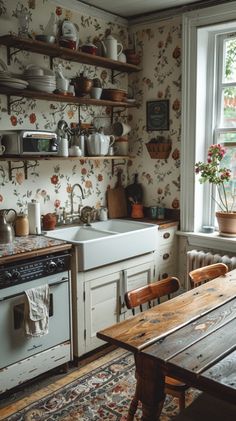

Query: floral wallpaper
0,0,182,219
128,21,181,210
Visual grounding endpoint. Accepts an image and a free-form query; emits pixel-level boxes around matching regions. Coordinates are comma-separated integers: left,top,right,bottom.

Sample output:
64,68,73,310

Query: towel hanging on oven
24,284,50,337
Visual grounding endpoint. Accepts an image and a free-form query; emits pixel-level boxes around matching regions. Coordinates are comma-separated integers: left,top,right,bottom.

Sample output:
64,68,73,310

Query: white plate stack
24,65,56,93
0,58,29,90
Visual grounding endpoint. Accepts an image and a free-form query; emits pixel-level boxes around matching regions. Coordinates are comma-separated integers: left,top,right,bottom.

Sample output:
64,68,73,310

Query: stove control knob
3,271,12,283
12,270,21,281
47,260,57,273
57,259,65,270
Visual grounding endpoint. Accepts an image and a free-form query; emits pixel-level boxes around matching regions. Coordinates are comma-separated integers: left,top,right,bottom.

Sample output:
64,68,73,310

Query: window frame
181,2,236,234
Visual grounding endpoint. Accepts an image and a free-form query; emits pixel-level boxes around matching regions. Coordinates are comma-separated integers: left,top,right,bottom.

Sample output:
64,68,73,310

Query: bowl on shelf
35,35,55,44
124,49,141,65
101,88,127,102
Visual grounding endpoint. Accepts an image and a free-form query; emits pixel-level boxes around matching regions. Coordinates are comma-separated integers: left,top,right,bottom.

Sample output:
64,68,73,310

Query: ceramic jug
0,208,16,243
87,132,115,156
101,35,123,60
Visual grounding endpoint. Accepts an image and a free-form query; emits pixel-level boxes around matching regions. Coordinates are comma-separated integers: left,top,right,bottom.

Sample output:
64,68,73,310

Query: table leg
134,353,166,421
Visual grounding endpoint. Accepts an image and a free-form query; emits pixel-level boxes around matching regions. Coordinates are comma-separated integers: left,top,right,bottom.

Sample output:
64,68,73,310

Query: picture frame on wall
146,100,169,131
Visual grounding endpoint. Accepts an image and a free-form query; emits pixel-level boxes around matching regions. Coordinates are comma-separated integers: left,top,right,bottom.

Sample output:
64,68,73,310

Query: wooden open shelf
0,35,141,73
0,86,137,111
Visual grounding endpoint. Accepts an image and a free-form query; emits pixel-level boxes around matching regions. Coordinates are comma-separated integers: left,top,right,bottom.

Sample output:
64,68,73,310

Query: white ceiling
78,0,223,19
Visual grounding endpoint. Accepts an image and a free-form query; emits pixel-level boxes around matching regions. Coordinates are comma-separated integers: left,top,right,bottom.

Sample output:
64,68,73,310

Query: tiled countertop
0,235,71,262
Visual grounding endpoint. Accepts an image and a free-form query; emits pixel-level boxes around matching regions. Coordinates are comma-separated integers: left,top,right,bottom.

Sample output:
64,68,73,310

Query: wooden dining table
97,269,236,420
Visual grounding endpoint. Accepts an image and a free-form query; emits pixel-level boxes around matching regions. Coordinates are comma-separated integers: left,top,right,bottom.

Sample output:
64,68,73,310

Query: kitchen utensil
101,88,127,102
125,174,143,216
28,200,41,234
0,209,16,243
71,73,93,97
114,137,129,155
87,132,115,156
15,213,29,236
107,171,127,219
99,206,108,221
131,203,144,219
35,34,55,44
81,43,98,55
113,121,131,136
101,35,123,60
90,87,102,99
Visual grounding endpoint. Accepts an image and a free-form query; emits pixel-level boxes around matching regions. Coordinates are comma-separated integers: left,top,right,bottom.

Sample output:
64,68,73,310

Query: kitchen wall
0,0,181,217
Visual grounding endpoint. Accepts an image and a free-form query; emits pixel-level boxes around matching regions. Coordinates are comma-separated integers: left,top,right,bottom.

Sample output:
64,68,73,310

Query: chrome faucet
70,183,85,217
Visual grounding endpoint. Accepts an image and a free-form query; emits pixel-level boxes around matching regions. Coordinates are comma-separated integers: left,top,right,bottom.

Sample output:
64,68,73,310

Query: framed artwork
146,100,169,131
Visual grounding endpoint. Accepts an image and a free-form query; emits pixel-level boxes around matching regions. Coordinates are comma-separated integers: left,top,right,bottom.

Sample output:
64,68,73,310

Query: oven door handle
50,277,69,287
0,277,69,301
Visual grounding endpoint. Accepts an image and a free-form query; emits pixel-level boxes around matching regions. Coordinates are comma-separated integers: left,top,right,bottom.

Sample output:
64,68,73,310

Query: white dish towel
24,284,50,337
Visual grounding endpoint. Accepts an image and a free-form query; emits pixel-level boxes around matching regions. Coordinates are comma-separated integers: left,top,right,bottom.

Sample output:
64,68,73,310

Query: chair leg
178,393,186,412
127,381,139,420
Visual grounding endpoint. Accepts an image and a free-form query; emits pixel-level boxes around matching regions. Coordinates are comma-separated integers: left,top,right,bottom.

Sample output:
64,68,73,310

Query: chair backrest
189,262,228,288
124,276,180,315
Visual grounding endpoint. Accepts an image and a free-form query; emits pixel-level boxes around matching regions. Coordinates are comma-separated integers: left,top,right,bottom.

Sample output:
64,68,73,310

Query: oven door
0,272,70,368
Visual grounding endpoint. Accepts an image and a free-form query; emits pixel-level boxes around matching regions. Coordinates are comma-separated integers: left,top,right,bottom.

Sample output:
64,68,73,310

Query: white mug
0,145,5,155
112,122,131,137
91,87,102,100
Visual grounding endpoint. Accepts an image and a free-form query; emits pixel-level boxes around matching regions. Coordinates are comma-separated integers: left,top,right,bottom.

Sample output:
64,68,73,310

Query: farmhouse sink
44,219,157,271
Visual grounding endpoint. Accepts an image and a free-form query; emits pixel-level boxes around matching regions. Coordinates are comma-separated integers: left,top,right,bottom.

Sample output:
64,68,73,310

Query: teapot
0,209,16,243
101,35,123,61
87,132,115,156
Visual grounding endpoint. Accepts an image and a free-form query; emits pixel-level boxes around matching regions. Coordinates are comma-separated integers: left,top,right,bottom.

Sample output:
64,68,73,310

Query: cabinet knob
163,253,169,260
163,232,170,239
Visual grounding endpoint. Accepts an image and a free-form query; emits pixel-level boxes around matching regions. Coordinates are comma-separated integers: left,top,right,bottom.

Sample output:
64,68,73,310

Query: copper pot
71,73,93,97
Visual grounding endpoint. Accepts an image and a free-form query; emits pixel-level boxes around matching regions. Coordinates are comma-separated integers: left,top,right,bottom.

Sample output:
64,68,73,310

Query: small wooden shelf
0,155,130,161
0,86,137,112
0,35,141,73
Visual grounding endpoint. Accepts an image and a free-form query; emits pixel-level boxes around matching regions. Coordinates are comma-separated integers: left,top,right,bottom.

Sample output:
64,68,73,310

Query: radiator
186,250,236,289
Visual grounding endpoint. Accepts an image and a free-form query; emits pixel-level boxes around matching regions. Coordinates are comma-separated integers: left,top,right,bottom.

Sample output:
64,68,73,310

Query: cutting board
125,173,143,216
107,171,127,218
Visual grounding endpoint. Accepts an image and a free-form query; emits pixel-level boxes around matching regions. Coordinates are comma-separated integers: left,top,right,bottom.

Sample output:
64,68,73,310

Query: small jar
15,214,29,236
131,204,144,219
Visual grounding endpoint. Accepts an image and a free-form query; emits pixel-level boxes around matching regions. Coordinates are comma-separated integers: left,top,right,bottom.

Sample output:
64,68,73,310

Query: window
181,2,236,234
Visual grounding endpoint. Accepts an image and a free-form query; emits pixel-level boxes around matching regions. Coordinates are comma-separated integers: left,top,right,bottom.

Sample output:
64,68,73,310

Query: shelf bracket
111,158,127,175
111,70,124,83
6,46,22,65
8,160,38,181
7,96,25,114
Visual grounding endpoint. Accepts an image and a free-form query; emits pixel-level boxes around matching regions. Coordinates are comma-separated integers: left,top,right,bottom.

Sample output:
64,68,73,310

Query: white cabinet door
123,261,154,318
84,271,122,354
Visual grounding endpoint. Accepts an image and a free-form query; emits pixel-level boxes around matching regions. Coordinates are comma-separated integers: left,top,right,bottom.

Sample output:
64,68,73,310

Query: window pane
222,87,236,127
215,143,236,211
223,36,236,83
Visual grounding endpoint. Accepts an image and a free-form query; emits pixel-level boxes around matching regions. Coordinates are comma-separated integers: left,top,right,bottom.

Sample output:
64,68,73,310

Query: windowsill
177,230,236,252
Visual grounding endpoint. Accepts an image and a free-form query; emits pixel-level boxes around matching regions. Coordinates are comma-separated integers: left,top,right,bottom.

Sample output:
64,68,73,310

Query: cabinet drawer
156,245,176,267
158,226,177,245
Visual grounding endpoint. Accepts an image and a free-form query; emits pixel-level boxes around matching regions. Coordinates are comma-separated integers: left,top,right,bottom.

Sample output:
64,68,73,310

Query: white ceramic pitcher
101,35,123,61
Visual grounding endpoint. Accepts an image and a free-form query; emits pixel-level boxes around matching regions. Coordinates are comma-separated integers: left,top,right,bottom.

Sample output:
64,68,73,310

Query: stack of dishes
23,65,56,93
0,58,29,90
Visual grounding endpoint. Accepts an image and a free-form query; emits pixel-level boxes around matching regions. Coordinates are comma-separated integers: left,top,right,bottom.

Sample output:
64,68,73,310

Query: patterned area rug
0,349,199,421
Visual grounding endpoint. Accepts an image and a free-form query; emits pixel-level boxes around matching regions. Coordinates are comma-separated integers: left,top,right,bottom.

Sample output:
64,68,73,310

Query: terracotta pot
42,213,57,230
216,211,236,236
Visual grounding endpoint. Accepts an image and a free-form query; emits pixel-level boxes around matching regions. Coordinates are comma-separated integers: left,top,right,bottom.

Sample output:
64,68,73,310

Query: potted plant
195,143,236,236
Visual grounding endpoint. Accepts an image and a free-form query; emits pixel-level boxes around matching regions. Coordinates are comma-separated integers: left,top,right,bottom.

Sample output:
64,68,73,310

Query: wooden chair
189,262,228,289
124,277,189,420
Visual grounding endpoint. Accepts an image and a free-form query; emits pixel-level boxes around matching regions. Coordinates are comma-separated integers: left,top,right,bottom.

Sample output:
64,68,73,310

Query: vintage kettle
0,209,17,243
101,35,123,61
87,132,115,156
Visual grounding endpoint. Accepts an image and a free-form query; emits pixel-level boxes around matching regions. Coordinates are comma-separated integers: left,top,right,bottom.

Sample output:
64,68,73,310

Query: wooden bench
173,393,236,420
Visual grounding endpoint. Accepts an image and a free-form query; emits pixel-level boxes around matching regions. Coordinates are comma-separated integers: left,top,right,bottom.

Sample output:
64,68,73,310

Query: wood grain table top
97,270,236,353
